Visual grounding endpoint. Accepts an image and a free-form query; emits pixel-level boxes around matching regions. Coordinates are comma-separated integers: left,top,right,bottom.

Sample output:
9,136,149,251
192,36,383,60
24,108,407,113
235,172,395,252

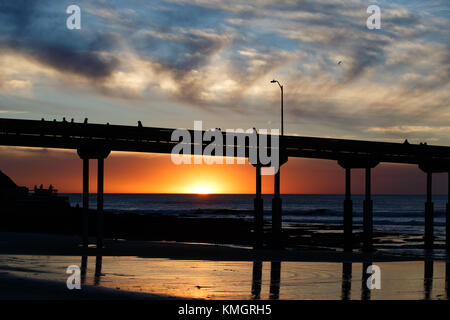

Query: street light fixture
270,80,284,136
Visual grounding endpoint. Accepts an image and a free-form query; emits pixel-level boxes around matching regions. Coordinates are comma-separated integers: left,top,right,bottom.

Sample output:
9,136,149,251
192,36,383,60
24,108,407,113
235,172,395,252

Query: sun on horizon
191,185,214,195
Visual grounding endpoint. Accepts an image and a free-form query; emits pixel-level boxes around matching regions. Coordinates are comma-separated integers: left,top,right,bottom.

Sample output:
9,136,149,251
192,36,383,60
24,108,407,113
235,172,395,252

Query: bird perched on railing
84,118,88,124
138,121,143,128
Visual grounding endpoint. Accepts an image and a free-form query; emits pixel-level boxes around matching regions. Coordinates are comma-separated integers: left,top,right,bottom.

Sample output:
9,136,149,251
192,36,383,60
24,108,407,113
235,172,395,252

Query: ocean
62,194,448,239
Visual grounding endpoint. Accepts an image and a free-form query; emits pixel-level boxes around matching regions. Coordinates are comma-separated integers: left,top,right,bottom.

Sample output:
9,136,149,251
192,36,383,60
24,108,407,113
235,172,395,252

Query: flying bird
337,61,342,65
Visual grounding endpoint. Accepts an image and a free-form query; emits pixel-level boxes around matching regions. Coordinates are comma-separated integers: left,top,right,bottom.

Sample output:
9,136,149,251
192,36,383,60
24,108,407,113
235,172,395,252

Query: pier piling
363,168,373,251
447,172,450,251
82,158,89,248
97,158,104,249
272,170,282,248
424,171,434,250
254,165,264,248
78,146,110,250
343,168,353,251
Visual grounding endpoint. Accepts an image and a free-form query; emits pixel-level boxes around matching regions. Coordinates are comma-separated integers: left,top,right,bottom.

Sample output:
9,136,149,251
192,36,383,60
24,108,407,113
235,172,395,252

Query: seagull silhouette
337,61,342,65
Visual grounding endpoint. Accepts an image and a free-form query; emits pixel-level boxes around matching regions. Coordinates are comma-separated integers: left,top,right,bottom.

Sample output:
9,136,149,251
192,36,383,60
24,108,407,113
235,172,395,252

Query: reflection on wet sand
424,260,433,300
341,262,352,300
94,255,102,286
77,257,450,300
81,255,87,285
361,262,372,301
269,262,281,300
446,262,450,300
251,261,262,300
2,255,450,300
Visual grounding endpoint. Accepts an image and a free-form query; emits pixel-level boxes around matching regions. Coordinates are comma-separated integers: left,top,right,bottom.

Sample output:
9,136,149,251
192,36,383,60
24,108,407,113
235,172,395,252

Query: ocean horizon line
59,192,446,196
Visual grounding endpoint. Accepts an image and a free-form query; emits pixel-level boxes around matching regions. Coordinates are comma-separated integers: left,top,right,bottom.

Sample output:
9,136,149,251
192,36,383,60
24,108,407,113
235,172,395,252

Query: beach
1,194,449,300
0,231,449,300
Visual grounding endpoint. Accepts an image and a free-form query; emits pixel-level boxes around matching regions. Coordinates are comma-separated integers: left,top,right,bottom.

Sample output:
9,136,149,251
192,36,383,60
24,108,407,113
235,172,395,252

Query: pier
1,118,450,251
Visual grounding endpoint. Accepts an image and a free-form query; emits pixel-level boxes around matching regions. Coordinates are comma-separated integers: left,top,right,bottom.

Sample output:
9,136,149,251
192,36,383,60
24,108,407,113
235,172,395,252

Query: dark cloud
0,0,120,79
344,38,389,81
134,30,228,75
0,0,448,144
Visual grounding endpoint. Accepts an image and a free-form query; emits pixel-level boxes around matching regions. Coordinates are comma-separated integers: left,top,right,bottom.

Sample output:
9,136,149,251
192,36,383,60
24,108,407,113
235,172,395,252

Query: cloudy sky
0,0,449,193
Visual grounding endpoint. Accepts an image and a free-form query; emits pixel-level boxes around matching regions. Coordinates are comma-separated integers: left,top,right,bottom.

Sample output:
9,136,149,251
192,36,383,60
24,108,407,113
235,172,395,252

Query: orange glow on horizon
1,146,448,195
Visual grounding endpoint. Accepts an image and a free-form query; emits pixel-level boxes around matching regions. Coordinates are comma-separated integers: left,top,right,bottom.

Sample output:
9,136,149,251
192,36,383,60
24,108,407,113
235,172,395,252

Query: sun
191,185,213,195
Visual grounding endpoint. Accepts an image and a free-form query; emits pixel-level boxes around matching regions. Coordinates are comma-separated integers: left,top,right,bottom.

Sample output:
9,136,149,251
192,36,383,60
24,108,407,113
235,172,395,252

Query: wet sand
1,232,450,300
0,272,174,300
1,254,449,300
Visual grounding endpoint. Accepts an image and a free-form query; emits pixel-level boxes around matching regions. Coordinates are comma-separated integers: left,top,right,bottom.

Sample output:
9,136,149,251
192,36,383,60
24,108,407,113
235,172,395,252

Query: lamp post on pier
270,79,284,247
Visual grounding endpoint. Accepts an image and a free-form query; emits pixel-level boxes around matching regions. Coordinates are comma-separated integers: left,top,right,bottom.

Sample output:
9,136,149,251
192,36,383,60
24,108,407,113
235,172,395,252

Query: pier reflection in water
341,262,352,300
446,262,450,300
251,261,262,300
361,262,372,301
80,256,449,300
1,254,449,300
424,260,433,300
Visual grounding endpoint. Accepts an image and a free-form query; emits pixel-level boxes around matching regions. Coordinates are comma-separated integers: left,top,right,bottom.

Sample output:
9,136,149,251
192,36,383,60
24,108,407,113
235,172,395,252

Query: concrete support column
97,158,104,249
78,145,110,250
254,165,264,248
446,172,450,251
424,172,434,249
363,167,373,251
272,170,282,248
82,158,89,248
344,168,353,251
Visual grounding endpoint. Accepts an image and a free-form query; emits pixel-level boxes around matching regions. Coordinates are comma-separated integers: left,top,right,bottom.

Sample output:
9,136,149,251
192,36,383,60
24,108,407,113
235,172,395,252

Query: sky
0,0,449,194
